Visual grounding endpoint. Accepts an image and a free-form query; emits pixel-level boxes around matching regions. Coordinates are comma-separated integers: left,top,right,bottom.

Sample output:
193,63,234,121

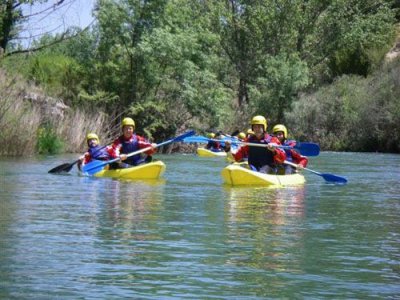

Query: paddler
78,133,111,170
272,124,308,174
108,117,157,169
224,115,286,174
205,131,224,152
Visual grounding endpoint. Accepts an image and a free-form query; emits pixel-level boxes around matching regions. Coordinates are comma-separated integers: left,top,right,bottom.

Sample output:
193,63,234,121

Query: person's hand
151,143,157,149
120,154,127,161
224,140,231,152
267,143,277,153
296,164,304,170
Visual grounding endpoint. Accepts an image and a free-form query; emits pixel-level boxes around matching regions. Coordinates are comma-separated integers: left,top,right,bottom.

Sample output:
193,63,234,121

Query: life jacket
207,141,222,152
247,134,274,170
88,145,109,161
120,134,141,165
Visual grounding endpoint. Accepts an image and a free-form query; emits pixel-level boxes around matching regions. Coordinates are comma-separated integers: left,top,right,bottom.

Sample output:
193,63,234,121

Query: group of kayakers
80,115,308,175
205,115,308,175
79,117,156,171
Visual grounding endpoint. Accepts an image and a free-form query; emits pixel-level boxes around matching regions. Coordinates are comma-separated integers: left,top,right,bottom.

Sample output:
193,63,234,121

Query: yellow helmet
207,132,215,138
121,117,135,128
272,124,288,139
250,115,267,131
238,132,246,139
86,133,99,142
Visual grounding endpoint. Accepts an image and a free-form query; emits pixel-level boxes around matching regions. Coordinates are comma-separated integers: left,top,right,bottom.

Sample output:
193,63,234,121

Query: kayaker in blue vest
205,131,224,152
272,124,308,174
224,116,286,173
78,133,111,169
109,117,156,169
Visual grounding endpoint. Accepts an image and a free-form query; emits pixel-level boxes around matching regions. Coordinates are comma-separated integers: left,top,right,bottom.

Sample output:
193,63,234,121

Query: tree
0,0,95,57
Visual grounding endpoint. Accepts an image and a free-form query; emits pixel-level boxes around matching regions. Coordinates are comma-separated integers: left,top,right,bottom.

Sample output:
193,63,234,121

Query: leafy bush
36,126,64,154
286,59,400,153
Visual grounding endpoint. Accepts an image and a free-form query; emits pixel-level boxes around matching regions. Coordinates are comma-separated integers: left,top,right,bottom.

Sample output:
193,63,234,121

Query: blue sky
20,0,96,47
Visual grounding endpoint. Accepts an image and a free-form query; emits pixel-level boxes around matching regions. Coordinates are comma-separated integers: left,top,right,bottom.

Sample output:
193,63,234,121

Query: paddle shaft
284,160,348,184
284,160,320,175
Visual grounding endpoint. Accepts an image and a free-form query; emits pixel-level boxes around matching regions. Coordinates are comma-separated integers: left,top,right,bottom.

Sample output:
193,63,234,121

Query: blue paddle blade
82,159,109,175
173,130,196,142
182,135,209,143
321,173,348,184
294,142,320,156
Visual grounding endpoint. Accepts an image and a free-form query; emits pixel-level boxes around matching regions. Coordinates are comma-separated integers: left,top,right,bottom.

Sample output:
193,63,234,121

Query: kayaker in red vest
108,117,156,169
206,131,224,152
78,133,111,170
272,124,308,174
224,116,286,173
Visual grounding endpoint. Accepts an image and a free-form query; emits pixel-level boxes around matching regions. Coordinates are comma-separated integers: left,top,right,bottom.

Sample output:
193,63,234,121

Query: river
0,152,399,299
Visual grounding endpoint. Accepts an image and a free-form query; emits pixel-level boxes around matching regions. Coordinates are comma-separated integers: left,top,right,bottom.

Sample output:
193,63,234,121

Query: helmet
272,124,288,139
238,132,246,139
86,133,99,142
207,132,215,138
250,115,267,131
246,129,254,135
121,117,135,128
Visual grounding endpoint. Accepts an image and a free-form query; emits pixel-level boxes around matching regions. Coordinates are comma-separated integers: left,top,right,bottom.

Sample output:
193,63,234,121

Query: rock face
23,92,69,118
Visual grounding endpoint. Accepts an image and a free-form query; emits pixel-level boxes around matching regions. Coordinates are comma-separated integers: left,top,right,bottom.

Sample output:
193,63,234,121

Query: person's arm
268,136,286,164
137,136,156,155
291,150,308,168
108,138,121,159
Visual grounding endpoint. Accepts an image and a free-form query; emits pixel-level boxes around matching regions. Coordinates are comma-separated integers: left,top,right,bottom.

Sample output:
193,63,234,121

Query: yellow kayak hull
94,161,166,179
221,164,306,187
197,148,227,157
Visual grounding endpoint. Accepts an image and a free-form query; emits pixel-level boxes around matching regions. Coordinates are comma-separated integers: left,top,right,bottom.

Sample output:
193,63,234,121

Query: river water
0,152,399,299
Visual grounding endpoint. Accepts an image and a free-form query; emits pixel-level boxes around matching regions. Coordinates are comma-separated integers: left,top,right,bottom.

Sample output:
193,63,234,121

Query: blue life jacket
247,134,274,170
120,134,142,165
88,145,109,161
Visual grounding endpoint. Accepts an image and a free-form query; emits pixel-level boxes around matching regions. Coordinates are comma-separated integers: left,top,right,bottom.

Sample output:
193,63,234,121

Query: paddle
182,136,320,156
284,160,348,184
82,130,196,175
48,144,109,174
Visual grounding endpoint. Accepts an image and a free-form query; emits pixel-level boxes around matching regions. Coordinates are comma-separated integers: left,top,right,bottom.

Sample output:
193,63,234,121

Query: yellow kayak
197,148,227,157
221,164,306,187
94,161,166,179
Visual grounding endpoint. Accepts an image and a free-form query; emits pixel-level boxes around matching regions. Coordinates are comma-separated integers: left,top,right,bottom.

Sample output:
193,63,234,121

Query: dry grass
0,68,112,155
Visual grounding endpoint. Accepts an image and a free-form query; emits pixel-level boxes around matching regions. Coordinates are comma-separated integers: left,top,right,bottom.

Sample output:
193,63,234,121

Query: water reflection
223,186,307,276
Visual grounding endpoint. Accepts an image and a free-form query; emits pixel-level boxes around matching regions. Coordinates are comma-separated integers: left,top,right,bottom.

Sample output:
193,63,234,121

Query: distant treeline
1,0,399,154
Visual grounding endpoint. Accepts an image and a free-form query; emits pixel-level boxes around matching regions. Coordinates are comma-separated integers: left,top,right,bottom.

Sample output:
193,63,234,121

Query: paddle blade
294,142,320,156
172,130,196,142
82,160,108,175
182,135,208,144
321,173,348,184
48,161,77,174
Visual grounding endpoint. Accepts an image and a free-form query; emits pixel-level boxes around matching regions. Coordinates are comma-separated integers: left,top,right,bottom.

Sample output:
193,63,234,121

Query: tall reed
0,69,113,156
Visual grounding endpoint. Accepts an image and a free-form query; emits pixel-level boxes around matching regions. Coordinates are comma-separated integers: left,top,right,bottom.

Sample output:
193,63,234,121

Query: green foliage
250,53,310,122
286,59,400,152
77,90,119,111
26,53,84,103
328,1,396,76
36,125,64,155
2,0,400,155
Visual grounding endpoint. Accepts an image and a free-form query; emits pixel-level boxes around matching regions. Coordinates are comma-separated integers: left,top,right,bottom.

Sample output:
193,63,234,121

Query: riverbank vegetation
1,0,399,155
